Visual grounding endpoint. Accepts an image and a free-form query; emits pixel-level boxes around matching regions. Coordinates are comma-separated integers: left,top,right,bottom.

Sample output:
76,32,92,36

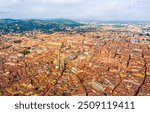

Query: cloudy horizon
0,0,150,21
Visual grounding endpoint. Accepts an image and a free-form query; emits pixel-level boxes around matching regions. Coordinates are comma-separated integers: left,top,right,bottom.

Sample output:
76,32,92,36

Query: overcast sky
0,0,149,20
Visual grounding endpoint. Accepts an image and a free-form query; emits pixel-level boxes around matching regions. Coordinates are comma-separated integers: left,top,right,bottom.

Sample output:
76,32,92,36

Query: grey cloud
0,0,149,20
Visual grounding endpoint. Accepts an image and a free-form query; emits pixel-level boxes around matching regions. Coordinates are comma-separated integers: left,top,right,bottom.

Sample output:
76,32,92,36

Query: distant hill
0,19,83,34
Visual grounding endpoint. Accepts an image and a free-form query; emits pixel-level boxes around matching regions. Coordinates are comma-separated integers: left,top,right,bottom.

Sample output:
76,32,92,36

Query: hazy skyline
0,0,150,20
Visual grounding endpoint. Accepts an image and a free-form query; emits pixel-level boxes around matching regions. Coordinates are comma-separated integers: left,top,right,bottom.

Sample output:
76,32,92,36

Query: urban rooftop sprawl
0,19,150,96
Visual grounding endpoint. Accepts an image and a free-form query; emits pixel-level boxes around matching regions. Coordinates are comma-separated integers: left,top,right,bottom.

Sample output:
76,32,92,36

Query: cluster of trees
0,19,83,34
